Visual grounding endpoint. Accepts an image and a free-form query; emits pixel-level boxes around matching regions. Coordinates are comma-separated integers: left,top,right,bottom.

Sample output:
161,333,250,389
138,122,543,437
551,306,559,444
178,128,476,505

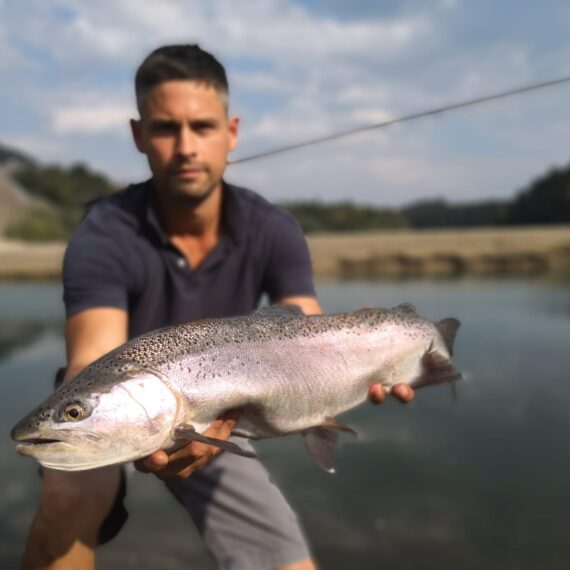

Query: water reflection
1,279,570,569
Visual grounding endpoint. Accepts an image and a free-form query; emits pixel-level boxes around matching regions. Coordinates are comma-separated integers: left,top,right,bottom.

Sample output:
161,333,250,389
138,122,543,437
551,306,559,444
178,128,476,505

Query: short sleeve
63,208,130,317
263,211,316,302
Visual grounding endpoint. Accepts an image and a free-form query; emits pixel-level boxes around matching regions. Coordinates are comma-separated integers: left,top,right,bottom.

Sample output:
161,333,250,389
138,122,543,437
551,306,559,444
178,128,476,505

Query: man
22,44,413,569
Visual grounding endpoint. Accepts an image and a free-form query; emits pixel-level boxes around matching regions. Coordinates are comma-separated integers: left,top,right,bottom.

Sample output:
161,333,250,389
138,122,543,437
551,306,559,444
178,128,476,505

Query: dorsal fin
255,304,304,317
394,303,417,314
435,318,461,355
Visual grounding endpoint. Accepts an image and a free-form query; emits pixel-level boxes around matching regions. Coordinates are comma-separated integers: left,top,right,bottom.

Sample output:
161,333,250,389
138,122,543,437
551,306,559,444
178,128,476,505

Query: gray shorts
165,440,311,569
100,440,311,569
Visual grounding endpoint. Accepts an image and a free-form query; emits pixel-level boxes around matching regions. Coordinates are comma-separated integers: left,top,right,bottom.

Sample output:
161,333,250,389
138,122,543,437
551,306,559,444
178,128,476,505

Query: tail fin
435,318,461,355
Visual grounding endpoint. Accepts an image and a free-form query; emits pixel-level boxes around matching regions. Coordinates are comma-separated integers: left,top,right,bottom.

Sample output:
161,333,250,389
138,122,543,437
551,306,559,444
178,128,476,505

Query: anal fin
303,420,357,473
303,427,338,473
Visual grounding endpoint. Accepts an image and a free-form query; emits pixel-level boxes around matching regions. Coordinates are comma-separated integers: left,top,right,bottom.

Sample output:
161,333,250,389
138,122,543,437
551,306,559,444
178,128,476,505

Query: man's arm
64,307,235,479
64,307,129,382
279,295,322,315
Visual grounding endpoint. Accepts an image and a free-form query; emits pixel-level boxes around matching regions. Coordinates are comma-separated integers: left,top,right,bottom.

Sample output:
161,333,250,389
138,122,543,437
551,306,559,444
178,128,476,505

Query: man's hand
369,383,414,404
134,411,239,479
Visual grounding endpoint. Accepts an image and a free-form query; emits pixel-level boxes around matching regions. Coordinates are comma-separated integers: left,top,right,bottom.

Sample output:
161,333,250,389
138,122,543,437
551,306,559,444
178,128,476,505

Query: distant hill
0,166,42,233
0,143,34,168
0,143,54,235
0,142,116,241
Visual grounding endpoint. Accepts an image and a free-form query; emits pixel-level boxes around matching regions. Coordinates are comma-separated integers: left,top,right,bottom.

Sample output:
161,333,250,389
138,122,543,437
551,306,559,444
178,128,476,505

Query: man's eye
152,124,177,135
193,123,215,133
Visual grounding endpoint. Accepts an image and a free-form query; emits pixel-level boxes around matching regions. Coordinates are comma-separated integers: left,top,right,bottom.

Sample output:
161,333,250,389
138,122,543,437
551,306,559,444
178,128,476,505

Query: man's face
131,80,238,204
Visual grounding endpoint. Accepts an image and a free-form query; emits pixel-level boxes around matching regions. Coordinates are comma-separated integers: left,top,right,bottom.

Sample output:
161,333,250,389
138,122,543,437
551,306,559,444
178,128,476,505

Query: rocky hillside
0,150,54,234
0,142,115,240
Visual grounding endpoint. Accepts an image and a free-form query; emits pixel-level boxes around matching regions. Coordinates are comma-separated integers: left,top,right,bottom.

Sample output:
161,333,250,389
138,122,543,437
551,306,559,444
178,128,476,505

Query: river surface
1,278,569,569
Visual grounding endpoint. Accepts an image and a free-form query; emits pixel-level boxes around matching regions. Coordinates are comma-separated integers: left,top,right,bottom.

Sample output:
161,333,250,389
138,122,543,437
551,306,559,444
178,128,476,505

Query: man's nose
176,127,197,157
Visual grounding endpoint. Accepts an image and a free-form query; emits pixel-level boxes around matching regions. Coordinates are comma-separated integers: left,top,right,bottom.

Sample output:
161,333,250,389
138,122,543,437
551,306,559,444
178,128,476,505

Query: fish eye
63,403,85,422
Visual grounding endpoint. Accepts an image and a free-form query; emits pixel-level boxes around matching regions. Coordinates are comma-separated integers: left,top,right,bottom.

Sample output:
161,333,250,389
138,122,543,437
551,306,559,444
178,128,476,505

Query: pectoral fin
411,350,463,390
303,420,358,473
173,424,257,458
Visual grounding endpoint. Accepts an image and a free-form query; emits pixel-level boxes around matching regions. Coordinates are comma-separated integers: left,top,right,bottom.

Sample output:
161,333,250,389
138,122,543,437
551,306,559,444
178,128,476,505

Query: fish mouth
14,438,74,457
16,437,62,445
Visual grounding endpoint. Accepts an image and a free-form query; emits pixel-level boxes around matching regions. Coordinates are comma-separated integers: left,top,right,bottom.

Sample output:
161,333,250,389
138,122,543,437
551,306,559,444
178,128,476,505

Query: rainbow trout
11,304,462,472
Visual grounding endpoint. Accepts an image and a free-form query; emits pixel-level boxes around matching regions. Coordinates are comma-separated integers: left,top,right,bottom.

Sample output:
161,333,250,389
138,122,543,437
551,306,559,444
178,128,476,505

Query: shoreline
0,240,66,280
1,225,570,280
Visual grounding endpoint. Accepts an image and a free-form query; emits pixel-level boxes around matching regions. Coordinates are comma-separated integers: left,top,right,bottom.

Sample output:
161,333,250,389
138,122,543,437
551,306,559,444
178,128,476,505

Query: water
1,278,569,569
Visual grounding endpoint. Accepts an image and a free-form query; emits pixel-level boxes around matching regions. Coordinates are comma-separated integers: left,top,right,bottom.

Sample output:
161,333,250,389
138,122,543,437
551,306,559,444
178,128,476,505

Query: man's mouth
174,167,204,176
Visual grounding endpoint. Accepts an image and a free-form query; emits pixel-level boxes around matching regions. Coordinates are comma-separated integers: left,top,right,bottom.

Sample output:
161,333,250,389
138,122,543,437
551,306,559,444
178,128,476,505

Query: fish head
11,365,179,471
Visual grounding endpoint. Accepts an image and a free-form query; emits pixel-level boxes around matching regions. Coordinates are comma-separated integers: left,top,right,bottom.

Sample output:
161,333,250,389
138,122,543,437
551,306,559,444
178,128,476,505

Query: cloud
231,71,293,95
6,0,431,71
52,104,133,135
349,108,394,125
7,135,67,162
0,28,30,73
3,1,570,205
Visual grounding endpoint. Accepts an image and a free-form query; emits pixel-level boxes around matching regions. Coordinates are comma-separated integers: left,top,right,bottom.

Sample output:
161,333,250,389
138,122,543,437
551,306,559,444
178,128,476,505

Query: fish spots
59,307,438,391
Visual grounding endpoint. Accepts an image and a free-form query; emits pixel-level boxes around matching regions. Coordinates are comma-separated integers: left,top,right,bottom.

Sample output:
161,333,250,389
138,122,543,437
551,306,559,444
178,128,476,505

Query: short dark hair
135,44,229,112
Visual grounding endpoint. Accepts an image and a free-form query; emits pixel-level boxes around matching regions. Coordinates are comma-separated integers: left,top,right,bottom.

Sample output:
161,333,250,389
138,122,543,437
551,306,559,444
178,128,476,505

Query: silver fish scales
12,304,462,472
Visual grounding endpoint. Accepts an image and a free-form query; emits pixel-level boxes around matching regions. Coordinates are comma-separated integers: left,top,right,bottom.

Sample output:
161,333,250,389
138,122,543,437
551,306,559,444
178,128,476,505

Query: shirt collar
220,181,249,246
143,179,249,247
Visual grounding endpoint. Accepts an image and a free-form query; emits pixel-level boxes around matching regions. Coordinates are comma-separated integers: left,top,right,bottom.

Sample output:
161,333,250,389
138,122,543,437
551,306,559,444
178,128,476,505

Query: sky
1,0,570,206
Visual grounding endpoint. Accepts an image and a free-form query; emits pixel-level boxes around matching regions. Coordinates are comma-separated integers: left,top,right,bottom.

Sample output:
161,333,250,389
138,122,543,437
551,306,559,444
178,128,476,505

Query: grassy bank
0,240,66,279
1,225,570,280
309,225,570,278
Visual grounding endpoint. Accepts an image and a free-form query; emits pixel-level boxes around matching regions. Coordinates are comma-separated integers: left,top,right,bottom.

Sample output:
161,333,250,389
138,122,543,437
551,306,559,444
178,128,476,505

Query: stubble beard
166,172,220,207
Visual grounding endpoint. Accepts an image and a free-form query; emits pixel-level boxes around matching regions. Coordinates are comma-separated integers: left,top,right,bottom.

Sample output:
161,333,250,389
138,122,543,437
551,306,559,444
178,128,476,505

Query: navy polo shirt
63,180,316,339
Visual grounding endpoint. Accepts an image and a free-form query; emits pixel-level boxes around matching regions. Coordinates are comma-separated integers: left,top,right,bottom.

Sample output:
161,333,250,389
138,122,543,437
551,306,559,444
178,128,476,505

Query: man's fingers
135,450,169,473
368,384,387,404
221,409,240,423
136,411,241,479
369,383,415,404
205,411,239,435
155,446,217,479
392,383,414,402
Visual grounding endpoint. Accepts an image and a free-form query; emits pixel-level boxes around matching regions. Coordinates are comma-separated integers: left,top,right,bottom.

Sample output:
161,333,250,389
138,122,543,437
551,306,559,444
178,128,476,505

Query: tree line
283,164,570,232
2,142,569,240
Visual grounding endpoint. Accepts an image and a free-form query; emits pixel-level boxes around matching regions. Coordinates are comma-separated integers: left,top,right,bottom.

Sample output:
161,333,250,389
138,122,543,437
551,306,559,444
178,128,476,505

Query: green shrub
5,208,71,241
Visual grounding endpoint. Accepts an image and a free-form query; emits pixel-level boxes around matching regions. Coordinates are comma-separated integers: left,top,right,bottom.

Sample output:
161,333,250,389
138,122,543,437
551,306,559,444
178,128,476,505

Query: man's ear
228,116,239,152
130,118,145,153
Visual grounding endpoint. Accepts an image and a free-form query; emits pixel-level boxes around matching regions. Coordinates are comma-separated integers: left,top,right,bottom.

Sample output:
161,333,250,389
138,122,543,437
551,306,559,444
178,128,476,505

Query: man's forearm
62,363,90,384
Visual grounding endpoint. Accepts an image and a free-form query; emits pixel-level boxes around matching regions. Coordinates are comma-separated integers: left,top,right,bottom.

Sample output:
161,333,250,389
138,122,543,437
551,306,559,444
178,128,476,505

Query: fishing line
230,75,570,164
